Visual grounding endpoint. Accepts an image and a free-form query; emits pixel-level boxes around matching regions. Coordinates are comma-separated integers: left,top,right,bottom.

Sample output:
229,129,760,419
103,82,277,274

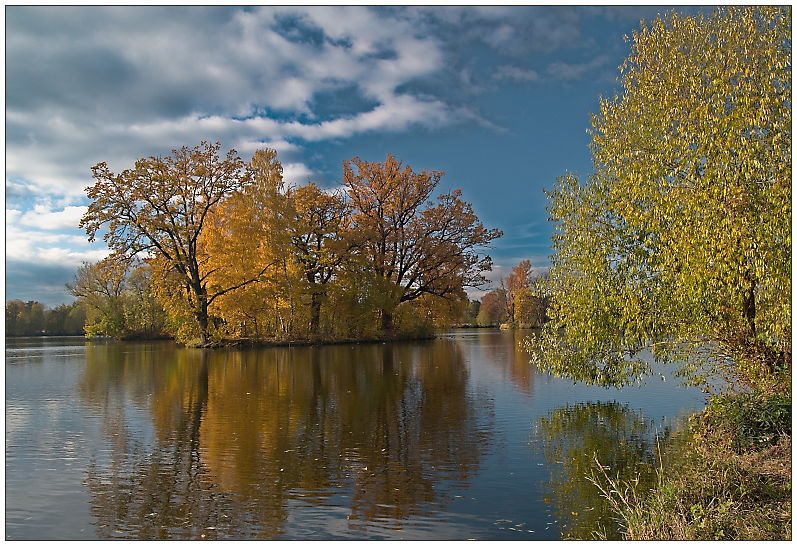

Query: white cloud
234,139,299,155
284,95,454,141
18,204,87,230
5,225,108,267
494,65,540,82
7,6,591,207
6,207,106,267
36,246,109,266
282,163,314,184
546,54,610,81
5,6,457,204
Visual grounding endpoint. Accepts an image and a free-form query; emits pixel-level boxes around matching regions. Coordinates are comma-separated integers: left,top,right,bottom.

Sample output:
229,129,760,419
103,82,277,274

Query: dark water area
5,330,706,539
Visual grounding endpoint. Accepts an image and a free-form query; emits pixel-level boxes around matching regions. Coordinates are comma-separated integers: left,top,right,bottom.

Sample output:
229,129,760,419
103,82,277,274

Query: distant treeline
460,259,550,328
5,257,549,340
5,300,86,337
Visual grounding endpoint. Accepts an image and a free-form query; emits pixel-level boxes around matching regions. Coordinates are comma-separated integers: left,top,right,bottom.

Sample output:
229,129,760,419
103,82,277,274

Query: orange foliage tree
343,154,502,330
81,142,271,344
289,183,352,336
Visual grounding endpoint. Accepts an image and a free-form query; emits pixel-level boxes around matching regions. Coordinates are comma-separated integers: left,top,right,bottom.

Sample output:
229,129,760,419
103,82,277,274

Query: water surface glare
5,330,705,539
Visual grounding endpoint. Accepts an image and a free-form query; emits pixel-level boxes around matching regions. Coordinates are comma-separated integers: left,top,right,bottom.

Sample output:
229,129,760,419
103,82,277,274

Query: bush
699,392,791,452
601,391,792,540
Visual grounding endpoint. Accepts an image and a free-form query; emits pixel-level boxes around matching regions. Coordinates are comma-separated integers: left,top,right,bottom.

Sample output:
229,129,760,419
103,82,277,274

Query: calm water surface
5,330,705,539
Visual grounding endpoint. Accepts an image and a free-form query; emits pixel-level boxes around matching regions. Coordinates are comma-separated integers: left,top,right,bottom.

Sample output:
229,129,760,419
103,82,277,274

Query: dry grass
592,395,792,540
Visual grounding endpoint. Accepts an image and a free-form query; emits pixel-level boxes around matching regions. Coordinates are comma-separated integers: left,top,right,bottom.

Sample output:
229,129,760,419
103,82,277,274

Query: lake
5,330,705,539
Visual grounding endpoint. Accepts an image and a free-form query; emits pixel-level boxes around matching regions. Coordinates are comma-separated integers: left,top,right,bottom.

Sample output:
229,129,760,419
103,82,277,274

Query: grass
591,391,792,540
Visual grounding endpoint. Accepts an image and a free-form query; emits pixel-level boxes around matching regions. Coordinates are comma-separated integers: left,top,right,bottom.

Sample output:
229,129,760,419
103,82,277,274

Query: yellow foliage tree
538,7,790,391
82,142,276,344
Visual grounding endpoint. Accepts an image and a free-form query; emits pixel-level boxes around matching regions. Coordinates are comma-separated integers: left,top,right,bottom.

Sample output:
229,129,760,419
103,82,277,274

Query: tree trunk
380,309,393,331
282,258,294,335
743,274,756,338
196,311,209,345
309,291,322,336
195,292,209,345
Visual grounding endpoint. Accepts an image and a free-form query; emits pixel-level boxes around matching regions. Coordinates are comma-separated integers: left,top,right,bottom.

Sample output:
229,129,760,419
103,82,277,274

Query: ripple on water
6,334,706,540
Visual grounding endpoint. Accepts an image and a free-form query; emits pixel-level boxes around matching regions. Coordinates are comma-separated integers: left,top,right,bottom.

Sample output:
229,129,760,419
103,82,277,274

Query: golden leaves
540,7,791,389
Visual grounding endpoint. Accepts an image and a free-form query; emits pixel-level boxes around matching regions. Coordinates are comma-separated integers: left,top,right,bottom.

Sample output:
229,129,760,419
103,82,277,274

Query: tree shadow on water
530,401,678,539
79,340,493,539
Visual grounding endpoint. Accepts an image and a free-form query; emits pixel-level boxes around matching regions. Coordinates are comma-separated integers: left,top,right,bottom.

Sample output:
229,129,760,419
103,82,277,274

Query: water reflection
531,401,672,540
477,329,537,395
79,340,490,538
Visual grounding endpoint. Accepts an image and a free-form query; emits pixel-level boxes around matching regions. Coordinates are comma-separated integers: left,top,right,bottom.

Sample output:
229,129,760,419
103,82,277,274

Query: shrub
698,392,791,452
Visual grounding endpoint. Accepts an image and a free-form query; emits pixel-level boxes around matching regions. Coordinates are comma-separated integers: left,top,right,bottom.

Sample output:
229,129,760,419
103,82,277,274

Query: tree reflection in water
79,340,491,538
478,329,537,394
531,401,674,540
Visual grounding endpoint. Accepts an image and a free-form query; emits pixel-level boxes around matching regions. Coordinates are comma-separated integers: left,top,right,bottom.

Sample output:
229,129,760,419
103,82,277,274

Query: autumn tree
504,260,549,327
81,142,272,344
343,154,502,330
505,259,532,324
536,7,791,392
289,183,352,336
198,148,288,339
477,288,508,327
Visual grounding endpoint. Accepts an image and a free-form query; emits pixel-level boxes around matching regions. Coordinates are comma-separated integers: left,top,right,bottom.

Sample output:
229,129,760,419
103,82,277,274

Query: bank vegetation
532,6,791,540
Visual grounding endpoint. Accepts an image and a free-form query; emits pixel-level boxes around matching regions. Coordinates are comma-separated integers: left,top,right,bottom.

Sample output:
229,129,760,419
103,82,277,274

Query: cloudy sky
5,5,703,306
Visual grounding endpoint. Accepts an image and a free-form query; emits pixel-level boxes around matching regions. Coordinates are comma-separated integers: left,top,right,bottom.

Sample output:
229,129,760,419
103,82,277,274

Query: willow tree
536,7,790,392
81,142,272,344
343,154,502,330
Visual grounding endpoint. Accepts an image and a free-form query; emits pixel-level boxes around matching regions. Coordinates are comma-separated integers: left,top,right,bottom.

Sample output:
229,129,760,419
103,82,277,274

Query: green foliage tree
123,264,168,338
67,257,167,339
6,300,86,336
10,301,36,336
535,7,791,392
44,303,87,335
6,300,28,336
27,301,45,334
67,257,128,338
462,299,481,326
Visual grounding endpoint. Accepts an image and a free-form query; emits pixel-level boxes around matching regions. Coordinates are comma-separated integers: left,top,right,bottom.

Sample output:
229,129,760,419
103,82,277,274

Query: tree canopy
79,146,500,344
81,142,273,343
534,7,791,392
344,153,502,329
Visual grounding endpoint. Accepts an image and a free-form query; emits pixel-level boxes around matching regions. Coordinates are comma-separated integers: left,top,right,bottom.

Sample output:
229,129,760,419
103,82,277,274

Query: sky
5,4,706,307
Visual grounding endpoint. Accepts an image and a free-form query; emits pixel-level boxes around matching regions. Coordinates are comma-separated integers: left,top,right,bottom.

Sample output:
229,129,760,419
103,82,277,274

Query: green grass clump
699,391,791,451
